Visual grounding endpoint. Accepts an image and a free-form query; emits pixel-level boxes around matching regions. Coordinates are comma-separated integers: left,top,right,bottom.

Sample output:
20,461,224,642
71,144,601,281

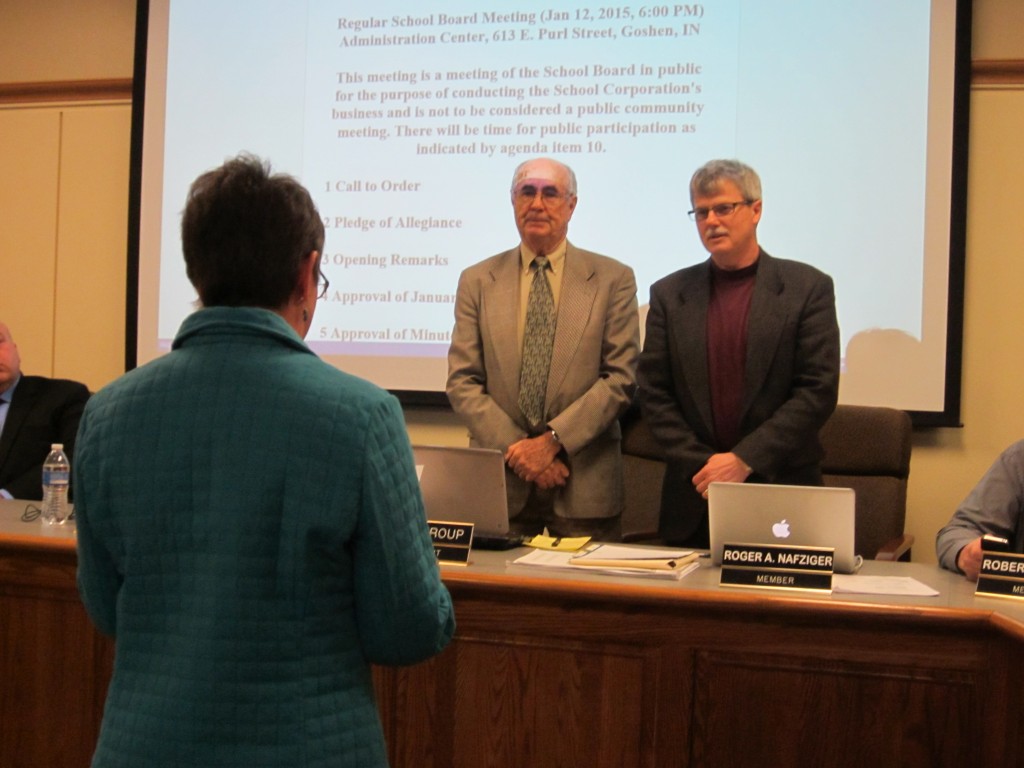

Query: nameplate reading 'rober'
720,543,834,592
976,551,1024,600
428,520,473,565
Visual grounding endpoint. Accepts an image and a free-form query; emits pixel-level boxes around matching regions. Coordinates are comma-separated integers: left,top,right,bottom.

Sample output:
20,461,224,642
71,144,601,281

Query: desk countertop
0,497,77,551
441,544,1024,638
4,496,1020,635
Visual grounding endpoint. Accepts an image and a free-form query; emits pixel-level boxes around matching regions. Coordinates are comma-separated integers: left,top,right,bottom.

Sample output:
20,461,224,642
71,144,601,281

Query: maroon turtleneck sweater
707,259,758,449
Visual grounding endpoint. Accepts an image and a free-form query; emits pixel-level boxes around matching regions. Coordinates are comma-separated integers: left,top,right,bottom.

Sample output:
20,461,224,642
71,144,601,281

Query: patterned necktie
518,255,556,426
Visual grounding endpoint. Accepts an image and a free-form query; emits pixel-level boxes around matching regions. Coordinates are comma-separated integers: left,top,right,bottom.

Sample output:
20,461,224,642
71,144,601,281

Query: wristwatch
548,428,561,445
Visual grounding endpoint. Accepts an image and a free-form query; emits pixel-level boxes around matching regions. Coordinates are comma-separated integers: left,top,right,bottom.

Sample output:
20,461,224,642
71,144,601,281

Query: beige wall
972,0,1024,59
0,105,131,385
0,0,136,82
2,0,1022,564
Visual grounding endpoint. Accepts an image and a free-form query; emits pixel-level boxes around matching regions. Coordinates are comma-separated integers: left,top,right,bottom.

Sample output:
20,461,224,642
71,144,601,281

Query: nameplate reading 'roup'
976,551,1024,600
428,521,473,565
720,543,834,592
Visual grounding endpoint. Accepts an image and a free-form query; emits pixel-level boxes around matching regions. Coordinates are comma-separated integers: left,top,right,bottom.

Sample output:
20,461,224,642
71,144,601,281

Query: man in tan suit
447,158,639,539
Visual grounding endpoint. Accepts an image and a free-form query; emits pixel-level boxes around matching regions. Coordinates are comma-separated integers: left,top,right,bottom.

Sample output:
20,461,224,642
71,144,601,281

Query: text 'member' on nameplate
975,550,1024,600
428,520,473,565
719,542,834,593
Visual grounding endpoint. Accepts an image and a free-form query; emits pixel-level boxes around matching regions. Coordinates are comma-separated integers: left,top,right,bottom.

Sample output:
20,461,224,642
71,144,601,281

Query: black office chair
619,406,665,543
819,404,914,561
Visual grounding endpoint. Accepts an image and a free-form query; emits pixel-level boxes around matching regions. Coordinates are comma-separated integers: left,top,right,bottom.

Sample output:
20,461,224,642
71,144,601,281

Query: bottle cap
51,443,63,450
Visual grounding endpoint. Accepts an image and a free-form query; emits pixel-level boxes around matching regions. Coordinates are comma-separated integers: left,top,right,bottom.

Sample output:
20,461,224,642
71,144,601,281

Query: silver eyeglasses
687,200,753,221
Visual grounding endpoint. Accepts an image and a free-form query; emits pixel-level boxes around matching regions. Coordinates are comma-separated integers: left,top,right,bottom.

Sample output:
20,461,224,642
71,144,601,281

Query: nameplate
976,551,1024,600
428,520,473,565
720,543,834,592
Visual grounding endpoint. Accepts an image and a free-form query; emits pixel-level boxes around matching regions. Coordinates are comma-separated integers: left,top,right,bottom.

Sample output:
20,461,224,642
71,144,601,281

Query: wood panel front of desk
3,536,1022,768
375,573,1024,768
0,539,113,768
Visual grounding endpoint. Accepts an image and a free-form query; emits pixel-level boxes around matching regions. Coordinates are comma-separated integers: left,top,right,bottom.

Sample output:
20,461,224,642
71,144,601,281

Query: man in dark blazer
638,160,840,547
447,157,640,539
0,321,90,500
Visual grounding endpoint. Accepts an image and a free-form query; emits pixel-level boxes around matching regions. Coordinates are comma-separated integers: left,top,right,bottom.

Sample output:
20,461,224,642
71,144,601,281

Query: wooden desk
0,500,112,768
378,555,1024,768
2,500,1022,768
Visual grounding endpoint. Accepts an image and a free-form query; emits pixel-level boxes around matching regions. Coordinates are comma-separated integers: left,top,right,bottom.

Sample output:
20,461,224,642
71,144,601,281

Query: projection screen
127,0,972,426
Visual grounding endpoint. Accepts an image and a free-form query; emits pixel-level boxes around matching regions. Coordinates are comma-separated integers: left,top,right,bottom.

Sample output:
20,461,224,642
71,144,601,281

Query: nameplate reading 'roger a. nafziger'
720,543,834,592
976,551,1024,600
428,520,473,565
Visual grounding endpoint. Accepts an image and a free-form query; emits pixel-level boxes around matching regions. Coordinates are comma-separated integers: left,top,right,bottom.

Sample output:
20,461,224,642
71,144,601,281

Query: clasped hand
505,434,568,489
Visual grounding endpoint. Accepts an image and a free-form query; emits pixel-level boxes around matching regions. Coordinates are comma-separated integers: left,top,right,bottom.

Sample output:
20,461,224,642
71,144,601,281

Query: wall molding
973,59,1024,86
0,79,132,105
0,60,1021,106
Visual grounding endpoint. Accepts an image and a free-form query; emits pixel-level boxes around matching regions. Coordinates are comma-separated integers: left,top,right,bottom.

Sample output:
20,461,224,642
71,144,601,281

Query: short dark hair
181,153,325,308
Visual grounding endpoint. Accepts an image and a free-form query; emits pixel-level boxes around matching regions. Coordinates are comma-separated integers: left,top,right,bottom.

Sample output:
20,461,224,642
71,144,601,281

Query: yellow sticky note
523,535,591,551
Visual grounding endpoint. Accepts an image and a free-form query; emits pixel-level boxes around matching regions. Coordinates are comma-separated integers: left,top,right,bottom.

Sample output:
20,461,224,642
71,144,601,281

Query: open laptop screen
708,483,860,574
412,445,510,539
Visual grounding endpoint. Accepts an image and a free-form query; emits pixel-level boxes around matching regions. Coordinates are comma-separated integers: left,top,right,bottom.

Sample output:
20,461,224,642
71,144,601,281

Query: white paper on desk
512,548,698,581
570,544,697,563
832,575,940,596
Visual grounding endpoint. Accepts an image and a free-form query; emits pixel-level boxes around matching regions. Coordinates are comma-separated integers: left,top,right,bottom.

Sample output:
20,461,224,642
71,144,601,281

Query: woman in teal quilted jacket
75,154,455,767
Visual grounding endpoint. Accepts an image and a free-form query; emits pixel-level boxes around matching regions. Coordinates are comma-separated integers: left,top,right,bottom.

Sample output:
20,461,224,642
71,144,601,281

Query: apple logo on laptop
771,519,791,539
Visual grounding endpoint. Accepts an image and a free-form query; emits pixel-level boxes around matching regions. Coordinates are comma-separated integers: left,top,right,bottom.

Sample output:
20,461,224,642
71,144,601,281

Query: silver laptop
708,482,861,573
412,445,523,548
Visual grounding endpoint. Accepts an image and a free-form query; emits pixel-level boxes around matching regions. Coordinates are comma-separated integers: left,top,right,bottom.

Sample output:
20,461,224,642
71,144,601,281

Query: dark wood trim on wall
973,59,1024,86
0,61,1021,107
0,78,133,105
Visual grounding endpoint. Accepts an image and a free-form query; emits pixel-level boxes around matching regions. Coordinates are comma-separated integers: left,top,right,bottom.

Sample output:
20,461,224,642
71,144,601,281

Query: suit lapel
742,253,787,416
546,245,597,403
674,264,714,434
0,378,35,478
482,249,523,400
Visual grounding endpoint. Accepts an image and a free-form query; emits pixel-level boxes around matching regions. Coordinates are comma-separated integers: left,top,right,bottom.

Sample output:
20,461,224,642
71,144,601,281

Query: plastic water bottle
41,443,71,525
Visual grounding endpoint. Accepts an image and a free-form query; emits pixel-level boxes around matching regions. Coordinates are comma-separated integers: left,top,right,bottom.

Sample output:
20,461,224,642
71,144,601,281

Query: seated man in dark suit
0,321,90,500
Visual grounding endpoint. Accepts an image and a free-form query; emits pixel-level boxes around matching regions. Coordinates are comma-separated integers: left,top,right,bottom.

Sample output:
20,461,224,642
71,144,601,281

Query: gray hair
510,157,577,196
689,159,761,203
